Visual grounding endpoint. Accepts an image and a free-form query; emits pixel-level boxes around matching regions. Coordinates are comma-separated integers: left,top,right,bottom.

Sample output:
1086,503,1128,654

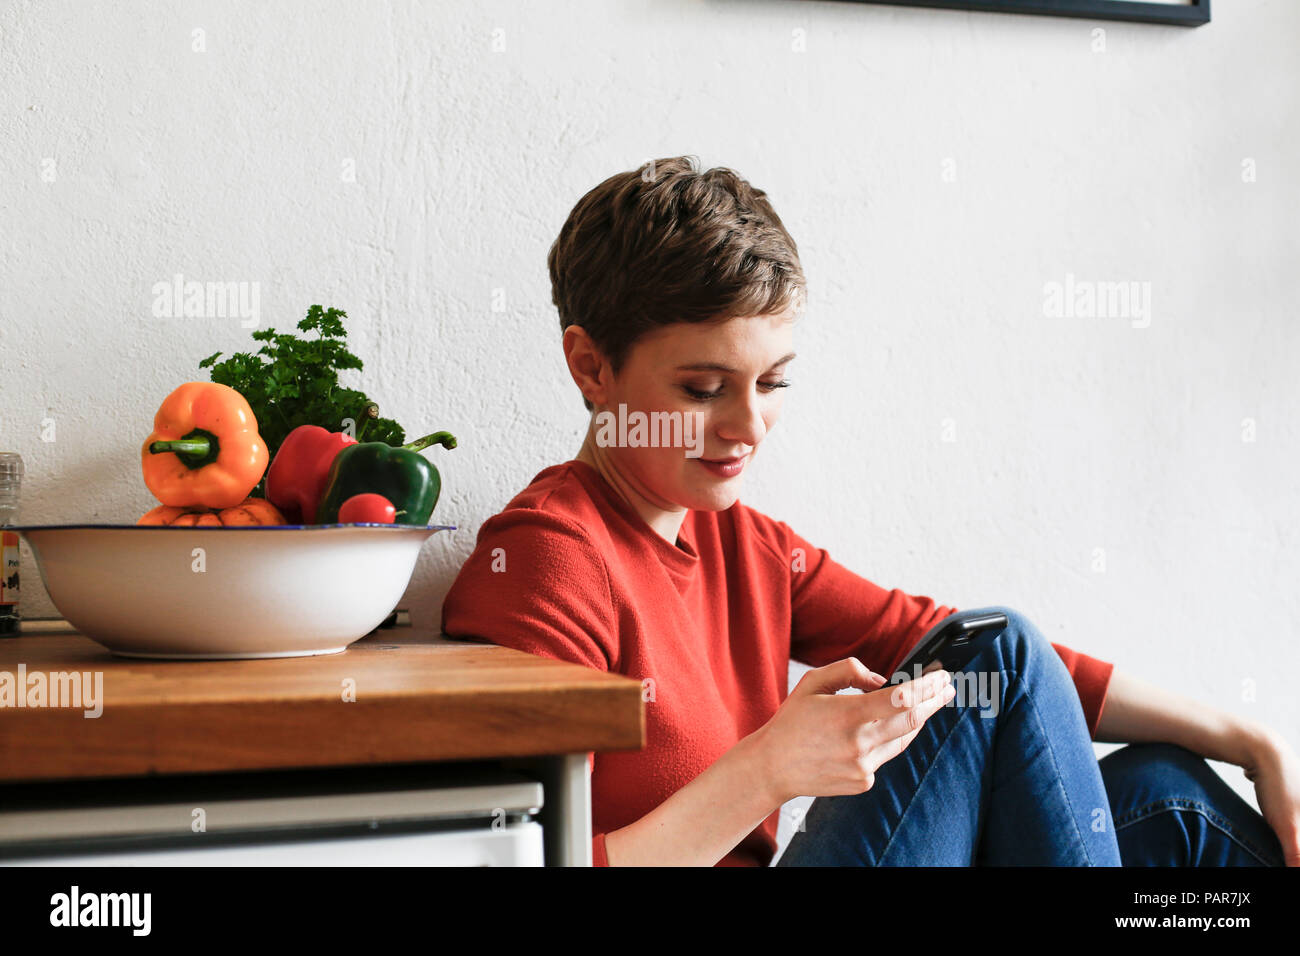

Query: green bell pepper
315,430,457,525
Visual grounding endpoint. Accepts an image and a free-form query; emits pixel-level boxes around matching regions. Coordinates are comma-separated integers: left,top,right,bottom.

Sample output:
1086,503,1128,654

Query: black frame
835,0,1209,27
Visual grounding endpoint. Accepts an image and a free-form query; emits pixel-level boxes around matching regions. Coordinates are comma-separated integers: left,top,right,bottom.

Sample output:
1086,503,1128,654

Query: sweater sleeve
442,510,620,867
783,519,956,679
440,507,618,671
781,520,1115,738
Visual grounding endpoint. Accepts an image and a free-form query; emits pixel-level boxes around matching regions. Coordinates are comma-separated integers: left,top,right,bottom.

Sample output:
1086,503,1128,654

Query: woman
440,155,1299,866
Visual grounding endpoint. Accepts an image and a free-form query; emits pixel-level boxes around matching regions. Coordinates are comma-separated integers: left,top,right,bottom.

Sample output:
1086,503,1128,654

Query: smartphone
886,611,1009,686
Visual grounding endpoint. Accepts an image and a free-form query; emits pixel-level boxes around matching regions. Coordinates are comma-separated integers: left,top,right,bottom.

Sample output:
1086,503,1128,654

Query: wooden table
0,622,645,865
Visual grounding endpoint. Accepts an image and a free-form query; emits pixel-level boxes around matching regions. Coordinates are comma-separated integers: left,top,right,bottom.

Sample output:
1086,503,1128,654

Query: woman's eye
680,380,791,401
683,385,722,401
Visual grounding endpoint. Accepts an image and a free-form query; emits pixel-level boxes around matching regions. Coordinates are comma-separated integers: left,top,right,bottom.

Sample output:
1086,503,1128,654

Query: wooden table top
0,624,645,784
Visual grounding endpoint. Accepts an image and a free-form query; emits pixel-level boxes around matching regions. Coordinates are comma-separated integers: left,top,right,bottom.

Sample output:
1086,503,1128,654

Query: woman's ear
563,324,609,410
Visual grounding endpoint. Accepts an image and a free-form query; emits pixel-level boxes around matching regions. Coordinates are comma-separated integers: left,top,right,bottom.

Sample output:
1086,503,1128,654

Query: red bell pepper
265,425,357,523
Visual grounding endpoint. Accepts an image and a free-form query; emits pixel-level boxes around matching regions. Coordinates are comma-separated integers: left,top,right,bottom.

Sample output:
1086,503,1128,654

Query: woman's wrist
735,724,789,810
1204,710,1285,774
1236,719,1287,772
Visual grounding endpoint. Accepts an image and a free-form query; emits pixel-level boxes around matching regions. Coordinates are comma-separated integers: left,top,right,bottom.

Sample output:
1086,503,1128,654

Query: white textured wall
3,1,1296,832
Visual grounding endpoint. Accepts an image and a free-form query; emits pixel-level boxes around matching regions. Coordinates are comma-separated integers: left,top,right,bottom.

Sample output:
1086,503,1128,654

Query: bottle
0,452,24,636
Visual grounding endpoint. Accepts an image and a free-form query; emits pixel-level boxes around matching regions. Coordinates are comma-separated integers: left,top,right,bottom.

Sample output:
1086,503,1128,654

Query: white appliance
0,764,544,866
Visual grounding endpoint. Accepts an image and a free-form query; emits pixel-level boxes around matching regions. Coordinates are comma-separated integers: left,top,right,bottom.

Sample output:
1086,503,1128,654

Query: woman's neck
575,434,688,549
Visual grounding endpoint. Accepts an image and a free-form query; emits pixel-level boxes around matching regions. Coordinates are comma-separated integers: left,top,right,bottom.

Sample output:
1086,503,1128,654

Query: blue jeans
775,607,1285,866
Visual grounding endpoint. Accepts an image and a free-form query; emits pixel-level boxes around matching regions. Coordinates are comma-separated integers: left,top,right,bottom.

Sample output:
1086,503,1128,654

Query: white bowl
13,523,454,659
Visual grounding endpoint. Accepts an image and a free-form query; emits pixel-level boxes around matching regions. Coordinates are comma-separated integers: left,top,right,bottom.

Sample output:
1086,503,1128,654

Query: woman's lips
696,454,749,478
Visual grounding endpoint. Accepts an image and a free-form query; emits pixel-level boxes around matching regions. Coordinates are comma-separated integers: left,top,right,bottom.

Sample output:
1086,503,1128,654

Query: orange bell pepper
141,382,269,509
138,497,287,526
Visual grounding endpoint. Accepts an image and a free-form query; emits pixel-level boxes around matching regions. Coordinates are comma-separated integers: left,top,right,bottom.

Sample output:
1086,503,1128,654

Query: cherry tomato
337,493,397,524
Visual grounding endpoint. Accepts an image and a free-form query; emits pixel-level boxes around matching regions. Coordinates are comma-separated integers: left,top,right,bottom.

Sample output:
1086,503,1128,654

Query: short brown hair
548,155,806,412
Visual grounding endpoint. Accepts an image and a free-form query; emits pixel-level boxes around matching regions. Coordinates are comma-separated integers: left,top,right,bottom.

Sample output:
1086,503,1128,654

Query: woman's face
577,310,796,516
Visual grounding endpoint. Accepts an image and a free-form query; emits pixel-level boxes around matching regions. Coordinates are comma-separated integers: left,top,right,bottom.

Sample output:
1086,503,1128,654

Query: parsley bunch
199,305,406,494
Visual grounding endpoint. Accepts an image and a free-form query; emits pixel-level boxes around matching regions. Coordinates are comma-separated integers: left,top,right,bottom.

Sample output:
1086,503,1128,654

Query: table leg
501,753,591,866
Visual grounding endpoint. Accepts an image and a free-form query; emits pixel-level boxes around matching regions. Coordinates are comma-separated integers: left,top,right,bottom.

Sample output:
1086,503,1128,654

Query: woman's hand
750,657,956,806
1242,727,1300,866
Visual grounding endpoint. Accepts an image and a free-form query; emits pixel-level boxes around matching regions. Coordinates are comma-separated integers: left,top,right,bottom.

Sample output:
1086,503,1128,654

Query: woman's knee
947,606,1085,727
1100,742,1249,831
1100,743,1285,866
1099,742,1222,806
962,605,1062,676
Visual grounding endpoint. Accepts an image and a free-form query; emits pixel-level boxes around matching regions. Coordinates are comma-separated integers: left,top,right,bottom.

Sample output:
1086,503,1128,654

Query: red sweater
440,459,1114,866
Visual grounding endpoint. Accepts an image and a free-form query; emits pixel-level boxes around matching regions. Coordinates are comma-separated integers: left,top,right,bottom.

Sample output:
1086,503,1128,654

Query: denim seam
1010,666,1100,866
876,699,974,865
1114,796,1234,830
1114,800,1277,866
